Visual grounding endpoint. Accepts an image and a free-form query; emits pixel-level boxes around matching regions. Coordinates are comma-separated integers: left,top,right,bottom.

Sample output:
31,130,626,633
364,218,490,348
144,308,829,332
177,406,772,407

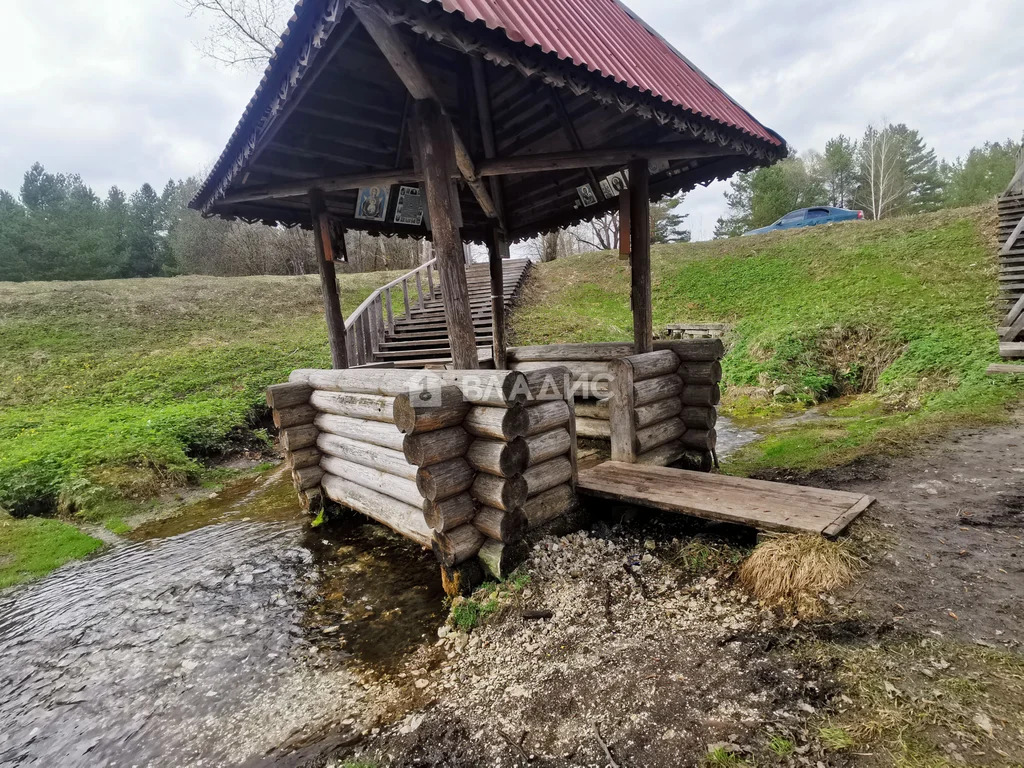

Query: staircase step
380,336,493,351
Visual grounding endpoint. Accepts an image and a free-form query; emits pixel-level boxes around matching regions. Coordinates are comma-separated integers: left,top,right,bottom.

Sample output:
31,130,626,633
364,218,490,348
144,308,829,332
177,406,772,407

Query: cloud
0,0,1020,237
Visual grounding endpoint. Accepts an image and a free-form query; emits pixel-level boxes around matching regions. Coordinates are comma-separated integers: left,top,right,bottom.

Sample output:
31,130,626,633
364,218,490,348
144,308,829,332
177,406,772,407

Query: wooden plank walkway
577,461,873,536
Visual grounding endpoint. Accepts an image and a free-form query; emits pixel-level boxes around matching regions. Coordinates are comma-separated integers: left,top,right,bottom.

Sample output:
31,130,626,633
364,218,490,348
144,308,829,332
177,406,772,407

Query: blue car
742,206,864,236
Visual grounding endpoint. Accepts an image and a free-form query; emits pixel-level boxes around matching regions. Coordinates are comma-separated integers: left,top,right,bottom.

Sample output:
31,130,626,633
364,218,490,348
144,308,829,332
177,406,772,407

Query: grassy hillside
512,206,1023,471
0,271,399,583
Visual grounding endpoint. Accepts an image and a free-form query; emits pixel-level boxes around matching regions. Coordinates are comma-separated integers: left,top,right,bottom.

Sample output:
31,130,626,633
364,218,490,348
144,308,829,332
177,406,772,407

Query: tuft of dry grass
738,534,860,617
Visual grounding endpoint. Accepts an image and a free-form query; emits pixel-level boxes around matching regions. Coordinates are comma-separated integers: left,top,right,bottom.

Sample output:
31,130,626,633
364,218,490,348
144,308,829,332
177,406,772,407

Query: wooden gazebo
192,0,787,370
194,0,872,591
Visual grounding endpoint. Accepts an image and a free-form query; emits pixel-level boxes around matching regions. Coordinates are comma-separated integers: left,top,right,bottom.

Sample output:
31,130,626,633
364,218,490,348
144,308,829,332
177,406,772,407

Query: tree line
715,124,1021,237
0,166,425,282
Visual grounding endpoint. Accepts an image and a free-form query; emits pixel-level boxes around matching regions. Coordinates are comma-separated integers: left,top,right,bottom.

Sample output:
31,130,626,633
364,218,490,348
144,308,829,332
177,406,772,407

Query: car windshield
778,211,804,223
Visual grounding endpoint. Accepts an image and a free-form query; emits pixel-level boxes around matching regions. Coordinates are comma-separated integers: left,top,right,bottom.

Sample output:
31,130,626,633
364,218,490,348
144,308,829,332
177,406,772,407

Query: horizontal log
681,384,721,407
266,382,312,410
473,506,527,543
423,492,477,532
508,343,634,362
524,455,573,497
525,400,570,436
464,404,529,440
525,428,572,466
680,406,718,430
293,465,324,491
620,350,679,381
433,370,528,407
320,455,422,507
416,458,475,501
432,524,486,567
322,474,431,547
636,440,686,467
680,428,717,451
521,367,571,400
402,427,472,467
576,417,611,439
393,386,472,434
656,339,726,362
508,340,724,363
310,391,396,423
274,404,318,429
574,400,609,420
633,374,683,407
635,417,686,454
478,539,527,580
634,397,682,429
317,433,417,480
466,437,529,478
314,413,405,451
280,424,319,452
305,368,430,396
471,473,528,511
511,360,612,382
571,380,611,400
288,446,321,470
678,360,723,384
523,483,575,529
477,141,737,177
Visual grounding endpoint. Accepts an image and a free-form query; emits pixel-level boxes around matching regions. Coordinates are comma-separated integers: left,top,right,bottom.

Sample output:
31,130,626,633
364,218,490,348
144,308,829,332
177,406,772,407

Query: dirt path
778,422,1024,649
261,423,1024,768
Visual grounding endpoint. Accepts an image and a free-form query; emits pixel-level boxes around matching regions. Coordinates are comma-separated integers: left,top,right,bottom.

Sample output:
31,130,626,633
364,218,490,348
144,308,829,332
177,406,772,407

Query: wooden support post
609,358,637,462
618,191,631,261
486,226,507,369
412,99,479,370
628,159,652,354
309,189,348,369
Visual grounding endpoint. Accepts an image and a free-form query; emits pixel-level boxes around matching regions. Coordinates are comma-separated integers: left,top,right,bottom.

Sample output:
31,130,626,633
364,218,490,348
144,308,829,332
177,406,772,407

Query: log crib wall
506,340,724,469
267,367,578,582
266,340,721,584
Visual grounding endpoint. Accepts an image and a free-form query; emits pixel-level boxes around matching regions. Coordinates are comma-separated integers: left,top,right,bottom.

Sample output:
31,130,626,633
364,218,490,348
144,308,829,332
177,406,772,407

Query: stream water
0,471,444,767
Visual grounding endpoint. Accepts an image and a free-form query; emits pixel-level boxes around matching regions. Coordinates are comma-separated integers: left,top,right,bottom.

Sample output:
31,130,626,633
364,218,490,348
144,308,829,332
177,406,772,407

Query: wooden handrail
343,258,437,366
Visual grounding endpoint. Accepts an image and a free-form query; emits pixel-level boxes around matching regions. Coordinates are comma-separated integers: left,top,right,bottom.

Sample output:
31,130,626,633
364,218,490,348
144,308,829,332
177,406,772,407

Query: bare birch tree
857,123,907,220
182,0,290,68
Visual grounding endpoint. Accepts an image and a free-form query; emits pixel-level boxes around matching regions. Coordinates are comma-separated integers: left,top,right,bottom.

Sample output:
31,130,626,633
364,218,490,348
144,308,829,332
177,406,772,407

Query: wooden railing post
416,270,424,309
402,278,411,317
385,287,394,333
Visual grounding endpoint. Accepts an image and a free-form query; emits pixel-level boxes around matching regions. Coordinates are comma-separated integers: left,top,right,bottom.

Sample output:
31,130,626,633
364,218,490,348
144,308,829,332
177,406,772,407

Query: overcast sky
1,0,1022,240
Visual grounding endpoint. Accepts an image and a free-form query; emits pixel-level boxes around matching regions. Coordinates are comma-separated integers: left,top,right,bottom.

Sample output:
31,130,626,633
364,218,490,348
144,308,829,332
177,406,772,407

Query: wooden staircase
991,139,1024,367
344,259,532,368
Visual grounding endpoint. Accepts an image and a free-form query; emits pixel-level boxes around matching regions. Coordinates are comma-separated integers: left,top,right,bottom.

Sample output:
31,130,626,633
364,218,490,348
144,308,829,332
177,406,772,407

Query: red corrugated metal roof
430,0,781,146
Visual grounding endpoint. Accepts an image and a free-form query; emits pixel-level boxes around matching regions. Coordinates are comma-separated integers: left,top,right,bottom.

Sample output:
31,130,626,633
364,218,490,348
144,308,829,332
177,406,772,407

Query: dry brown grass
738,534,860,617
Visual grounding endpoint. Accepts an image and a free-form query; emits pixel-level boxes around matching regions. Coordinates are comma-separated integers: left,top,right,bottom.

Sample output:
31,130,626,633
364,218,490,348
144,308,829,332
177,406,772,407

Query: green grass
512,207,1024,473
0,272,399,521
0,515,103,588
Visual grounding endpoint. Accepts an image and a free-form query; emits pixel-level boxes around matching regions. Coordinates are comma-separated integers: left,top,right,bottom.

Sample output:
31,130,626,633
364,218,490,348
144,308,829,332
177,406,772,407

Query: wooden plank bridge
578,461,873,536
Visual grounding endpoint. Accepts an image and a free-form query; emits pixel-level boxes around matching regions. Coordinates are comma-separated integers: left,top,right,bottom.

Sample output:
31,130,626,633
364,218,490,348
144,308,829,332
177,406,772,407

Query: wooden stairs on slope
991,142,1024,372
360,259,532,368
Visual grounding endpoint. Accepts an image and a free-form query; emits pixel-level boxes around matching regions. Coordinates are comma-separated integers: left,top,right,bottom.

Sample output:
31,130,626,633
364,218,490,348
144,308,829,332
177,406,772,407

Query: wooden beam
220,169,419,206
352,4,499,221
486,226,507,369
478,142,736,177
618,191,631,261
471,55,507,231
547,87,605,202
628,159,652,354
412,99,479,370
309,190,348,369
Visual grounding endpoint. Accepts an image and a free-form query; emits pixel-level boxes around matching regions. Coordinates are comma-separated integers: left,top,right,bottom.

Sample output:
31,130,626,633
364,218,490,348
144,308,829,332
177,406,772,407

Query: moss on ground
511,207,1023,473
0,515,103,589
